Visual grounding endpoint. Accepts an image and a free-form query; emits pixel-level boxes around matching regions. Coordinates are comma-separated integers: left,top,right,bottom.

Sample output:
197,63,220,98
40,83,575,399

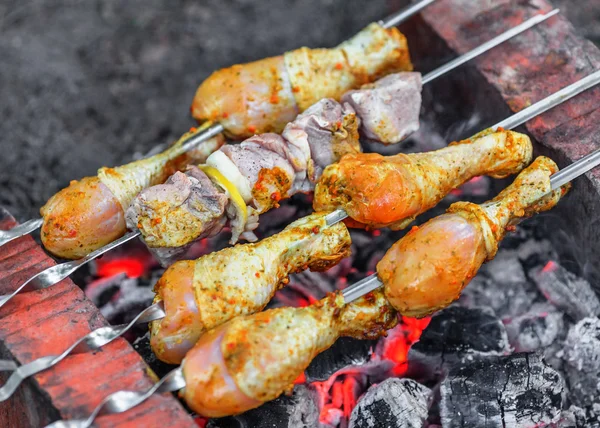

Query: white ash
458,275,538,320
348,378,431,428
531,262,600,321
563,317,600,409
504,303,564,353
483,249,528,284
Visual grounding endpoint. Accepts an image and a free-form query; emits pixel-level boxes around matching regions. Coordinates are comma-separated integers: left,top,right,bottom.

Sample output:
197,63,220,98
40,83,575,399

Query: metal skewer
379,0,437,29
1,14,557,308
27,76,600,423
46,142,600,427
44,366,185,428
0,31,594,406
0,218,43,248
0,9,556,251
341,144,600,304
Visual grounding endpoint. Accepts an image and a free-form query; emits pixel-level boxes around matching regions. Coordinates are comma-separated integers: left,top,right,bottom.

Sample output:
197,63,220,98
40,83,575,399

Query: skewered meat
150,212,351,364
181,289,396,417
191,23,412,139
313,129,533,229
178,157,566,417
40,129,223,259
127,166,228,265
378,156,566,318
341,72,422,144
128,99,360,255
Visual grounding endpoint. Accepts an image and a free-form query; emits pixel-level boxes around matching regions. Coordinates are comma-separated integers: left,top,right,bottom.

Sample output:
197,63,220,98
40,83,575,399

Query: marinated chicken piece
40,128,217,259
125,166,228,265
150,212,351,364
179,158,566,418
181,289,396,417
341,72,422,144
378,157,567,318
133,98,360,253
192,23,411,139
314,129,533,230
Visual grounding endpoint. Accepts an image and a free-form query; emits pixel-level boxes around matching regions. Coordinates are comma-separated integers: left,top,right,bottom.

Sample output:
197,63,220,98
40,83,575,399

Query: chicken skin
150,212,351,364
40,129,223,259
191,23,412,139
313,129,533,229
178,157,566,417
378,156,567,317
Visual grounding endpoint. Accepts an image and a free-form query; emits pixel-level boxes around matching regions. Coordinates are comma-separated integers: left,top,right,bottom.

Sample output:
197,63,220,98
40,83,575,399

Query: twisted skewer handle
44,367,186,428
0,218,42,249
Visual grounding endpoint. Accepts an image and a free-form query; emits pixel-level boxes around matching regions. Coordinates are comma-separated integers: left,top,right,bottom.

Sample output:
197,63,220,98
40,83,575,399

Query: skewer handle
378,0,437,29
0,218,42,249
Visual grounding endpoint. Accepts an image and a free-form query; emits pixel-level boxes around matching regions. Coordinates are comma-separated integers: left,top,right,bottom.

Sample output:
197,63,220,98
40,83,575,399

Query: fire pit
1,0,600,427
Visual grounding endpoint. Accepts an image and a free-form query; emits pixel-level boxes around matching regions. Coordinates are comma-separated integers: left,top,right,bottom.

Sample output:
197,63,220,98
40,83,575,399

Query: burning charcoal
348,378,431,428
458,274,538,320
305,338,380,382
563,317,600,408
504,303,564,353
531,261,600,321
210,385,320,428
440,353,564,428
408,306,510,380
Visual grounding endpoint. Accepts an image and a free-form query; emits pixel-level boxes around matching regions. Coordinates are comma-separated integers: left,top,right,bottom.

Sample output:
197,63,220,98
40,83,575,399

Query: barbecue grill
1,0,600,427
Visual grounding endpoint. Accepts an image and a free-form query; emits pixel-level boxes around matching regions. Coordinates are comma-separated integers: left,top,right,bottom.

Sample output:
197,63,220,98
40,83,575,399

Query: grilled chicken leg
192,23,412,139
181,289,396,417
313,129,533,229
40,129,223,259
151,212,351,364
179,157,565,417
378,156,567,317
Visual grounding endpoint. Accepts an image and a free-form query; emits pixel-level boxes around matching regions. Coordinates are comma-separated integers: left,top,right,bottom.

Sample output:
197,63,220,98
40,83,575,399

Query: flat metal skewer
0,9,555,251
43,141,600,425
0,218,43,248
341,144,600,304
379,0,437,29
0,302,164,402
3,15,557,307
44,366,185,428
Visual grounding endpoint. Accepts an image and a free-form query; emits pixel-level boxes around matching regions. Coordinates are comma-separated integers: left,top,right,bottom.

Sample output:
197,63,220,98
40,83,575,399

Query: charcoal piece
531,262,600,321
458,274,538,320
408,306,509,380
557,405,588,428
482,249,527,285
504,303,564,353
440,353,564,428
209,384,319,428
305,337,379,382
348,378,431,428
563,317,600,408
517,238,557,269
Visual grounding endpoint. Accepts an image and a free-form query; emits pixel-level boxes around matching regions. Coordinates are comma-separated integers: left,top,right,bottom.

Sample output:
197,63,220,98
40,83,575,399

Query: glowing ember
542,260,558,273
307,316,430,425
96,257,146,278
